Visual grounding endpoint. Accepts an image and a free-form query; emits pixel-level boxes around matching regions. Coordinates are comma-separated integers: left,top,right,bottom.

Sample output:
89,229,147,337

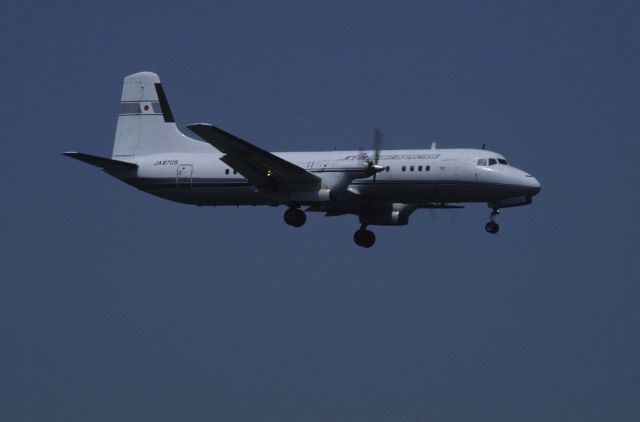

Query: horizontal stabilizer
62,152,138,171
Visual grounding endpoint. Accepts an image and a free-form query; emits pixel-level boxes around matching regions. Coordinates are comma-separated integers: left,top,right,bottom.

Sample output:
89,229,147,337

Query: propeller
368,128,385,179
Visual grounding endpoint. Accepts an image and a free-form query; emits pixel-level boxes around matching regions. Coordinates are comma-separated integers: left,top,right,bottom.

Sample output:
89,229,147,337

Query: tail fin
112,72,202,158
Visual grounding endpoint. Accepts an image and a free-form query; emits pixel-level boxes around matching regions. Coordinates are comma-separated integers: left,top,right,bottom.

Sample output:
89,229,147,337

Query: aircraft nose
522,174,541,196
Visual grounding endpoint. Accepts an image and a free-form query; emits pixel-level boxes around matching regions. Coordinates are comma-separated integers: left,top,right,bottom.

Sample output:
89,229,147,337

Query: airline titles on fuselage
343,153,441,160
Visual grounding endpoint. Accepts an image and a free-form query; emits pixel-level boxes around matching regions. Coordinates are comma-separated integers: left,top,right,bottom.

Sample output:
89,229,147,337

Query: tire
354,229,376,248
485,221,499,234
284,208,306,227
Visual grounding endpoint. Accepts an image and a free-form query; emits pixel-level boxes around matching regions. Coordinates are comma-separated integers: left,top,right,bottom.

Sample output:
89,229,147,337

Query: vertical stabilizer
112,72,201,158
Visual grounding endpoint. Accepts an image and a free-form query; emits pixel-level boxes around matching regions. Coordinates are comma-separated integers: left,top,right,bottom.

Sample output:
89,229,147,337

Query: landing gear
284,207,306,227
485,208,500,234
354,226,376,248
485,221,499,234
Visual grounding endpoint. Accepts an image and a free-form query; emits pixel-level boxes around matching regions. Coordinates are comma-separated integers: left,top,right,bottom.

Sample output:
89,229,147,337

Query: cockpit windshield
477,157,508,166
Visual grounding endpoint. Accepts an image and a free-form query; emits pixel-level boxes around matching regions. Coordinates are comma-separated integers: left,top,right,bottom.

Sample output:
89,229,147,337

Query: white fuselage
65,71,541,245
125,147,540,206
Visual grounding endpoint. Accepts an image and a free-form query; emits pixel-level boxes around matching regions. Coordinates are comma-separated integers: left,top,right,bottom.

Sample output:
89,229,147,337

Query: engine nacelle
309,159,384,193
358,203,418,226
359,210,408,226
287,188,331,203
309,159,370,175
280,159,385,204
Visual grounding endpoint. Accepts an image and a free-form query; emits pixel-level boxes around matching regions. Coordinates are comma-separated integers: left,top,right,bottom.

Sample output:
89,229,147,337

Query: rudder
112,72,199,158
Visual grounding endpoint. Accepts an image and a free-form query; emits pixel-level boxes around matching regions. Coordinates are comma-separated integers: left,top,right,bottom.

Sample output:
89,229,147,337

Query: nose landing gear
354,225,376,248
485,208,500,234
284,207,306,227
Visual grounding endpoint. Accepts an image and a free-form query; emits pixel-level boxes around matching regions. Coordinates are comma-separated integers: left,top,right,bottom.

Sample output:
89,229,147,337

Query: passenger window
225,169,229,175
489,158,497,166
418,165,422,171
410,165,414,172
402,166,406,172
477,159,487,166
385,166,390,172
426,165,430,171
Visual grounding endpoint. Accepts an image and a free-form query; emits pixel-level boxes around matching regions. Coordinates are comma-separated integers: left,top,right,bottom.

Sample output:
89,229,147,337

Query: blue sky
2,1,639,420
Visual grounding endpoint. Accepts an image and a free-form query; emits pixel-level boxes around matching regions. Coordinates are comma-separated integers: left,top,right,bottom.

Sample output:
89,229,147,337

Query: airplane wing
187,123,320,190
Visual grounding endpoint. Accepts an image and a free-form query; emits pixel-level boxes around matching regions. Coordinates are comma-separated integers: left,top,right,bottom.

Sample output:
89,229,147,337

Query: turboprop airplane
64,72,540,248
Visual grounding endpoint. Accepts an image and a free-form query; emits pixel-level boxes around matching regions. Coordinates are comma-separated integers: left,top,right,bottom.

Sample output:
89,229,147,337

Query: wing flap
187,123,319,189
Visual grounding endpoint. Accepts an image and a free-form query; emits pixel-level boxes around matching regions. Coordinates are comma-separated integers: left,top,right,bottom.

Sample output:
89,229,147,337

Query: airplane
64,71,541,248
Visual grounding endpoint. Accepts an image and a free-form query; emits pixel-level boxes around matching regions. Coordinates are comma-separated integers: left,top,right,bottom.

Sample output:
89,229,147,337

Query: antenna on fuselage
482,143,486,150
431,142,437,150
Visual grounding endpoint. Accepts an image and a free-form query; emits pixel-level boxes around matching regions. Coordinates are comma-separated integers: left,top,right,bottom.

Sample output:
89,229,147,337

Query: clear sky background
1,1,639,420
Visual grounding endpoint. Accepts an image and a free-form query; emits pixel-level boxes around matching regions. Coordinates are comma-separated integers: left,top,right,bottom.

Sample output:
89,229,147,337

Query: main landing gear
284,207,306,227
485,208,500,234
354,225,376,248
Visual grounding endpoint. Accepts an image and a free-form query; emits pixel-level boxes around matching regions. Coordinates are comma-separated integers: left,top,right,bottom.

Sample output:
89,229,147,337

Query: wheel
284,208,306,227
485,221,499,234
354,229,376,248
